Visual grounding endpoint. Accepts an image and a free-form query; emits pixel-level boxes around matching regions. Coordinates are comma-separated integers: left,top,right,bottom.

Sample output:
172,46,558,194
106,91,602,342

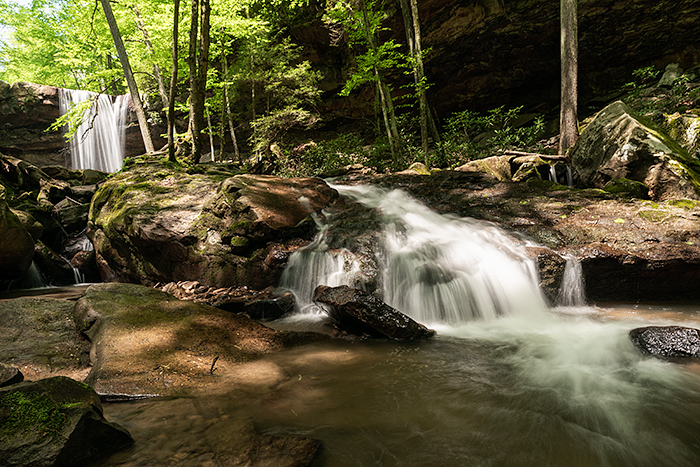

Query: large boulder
570,100,700,200
630,325,700,359
74,282,328,396
89,160,338,288
0,191,34,282
313,285,435,341
0,376,133,467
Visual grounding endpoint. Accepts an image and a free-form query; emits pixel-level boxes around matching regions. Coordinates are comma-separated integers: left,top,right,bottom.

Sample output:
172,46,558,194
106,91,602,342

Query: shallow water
96,305,700,467
95,183,700,466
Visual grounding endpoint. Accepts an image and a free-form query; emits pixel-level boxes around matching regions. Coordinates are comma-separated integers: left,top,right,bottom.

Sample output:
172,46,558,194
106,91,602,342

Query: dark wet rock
244,292,296,321
89,161,337,288
525,246,567,304
629,326,700,359
313,285,435,341
0,192,34,282
0,376,133,467
570,101,700,200
52,197,90,234
32,240,75,286
0,363,23,387
577,242,700,301
70,250,99,283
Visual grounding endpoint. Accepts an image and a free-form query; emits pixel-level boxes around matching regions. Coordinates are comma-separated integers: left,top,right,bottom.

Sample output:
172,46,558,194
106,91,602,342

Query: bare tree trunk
559,0,578,155
100,0,154,154
399,0,439,163
167,0,180,162
360,0,401,162
206,109,215,161
188,0,211,164
221,55,240,161
132,4,168,109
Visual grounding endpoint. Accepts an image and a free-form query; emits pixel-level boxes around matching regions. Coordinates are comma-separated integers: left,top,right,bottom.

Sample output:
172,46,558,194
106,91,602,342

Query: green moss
603,178,649,198
638,210,667,222
667,199,698,209
0,392,65,436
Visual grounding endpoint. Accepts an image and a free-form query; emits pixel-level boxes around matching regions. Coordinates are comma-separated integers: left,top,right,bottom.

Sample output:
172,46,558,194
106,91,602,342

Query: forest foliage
0,0,546,175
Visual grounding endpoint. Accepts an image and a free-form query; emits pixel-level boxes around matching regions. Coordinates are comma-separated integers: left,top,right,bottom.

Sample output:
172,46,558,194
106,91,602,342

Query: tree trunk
100,0,154,154
399,0,439,163
559,0,578,155
167,0,180,162
221,55,240,161
206,109,215,161
360,1,401,162
132,4,169,109
188,0,211,164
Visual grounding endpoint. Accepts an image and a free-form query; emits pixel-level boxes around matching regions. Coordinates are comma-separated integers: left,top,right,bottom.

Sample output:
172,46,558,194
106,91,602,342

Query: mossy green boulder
88,160,338,288
0,376,133,467
570,101,700,200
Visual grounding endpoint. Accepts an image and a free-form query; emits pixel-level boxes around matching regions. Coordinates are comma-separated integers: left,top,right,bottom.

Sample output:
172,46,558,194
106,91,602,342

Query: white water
58,89,129,173
280,183,548,325
270,184,700,466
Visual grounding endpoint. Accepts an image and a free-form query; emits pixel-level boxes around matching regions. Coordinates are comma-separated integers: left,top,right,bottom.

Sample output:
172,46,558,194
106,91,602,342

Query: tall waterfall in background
58,89,129,173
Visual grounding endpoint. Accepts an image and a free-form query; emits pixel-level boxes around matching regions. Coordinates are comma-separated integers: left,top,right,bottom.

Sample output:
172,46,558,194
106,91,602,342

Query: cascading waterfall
556,256,586,306
280,183,549,324
58,89,129,173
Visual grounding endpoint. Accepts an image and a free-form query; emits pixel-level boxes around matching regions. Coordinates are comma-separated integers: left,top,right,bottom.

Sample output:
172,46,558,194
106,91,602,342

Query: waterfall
58,89,129,173
556,256,586,306
280,184,551,325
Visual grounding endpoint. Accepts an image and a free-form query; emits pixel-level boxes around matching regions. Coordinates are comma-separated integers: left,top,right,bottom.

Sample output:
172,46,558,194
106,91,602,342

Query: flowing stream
98,184,700,467
58,89,129,173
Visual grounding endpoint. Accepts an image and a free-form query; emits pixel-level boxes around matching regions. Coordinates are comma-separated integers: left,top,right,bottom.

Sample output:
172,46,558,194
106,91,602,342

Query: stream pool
96,303,700,467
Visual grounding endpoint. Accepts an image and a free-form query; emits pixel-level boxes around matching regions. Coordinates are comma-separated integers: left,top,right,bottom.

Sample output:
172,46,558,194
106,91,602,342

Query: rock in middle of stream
313,285,435,341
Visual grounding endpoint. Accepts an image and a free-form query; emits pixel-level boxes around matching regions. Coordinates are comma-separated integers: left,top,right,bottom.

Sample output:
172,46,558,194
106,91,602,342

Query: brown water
95,304,700,467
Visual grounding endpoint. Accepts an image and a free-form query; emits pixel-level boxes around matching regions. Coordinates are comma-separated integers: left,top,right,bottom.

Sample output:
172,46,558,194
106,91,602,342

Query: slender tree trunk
100,0,154,154
221,55,240,161
399,0,439,163
167,0,180,162
188,0,211,164
559,0,578,155
360,1,401,162
132,4,169,109
206,109,215,161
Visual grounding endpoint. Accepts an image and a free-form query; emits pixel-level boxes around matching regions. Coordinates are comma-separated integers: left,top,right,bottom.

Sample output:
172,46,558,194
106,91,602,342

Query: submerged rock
313,285,435,341
0,376,133,467
629,325,700,359
570,100,700,200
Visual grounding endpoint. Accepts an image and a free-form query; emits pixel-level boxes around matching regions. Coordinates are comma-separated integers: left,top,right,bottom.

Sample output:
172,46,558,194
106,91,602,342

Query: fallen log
504,150,570,162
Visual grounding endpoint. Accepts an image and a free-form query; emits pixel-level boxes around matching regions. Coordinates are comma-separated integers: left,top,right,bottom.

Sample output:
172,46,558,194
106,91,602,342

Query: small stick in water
210,356,219,374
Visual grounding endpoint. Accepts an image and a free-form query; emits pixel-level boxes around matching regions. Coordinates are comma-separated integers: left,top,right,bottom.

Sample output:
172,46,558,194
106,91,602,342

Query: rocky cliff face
302,0,700,122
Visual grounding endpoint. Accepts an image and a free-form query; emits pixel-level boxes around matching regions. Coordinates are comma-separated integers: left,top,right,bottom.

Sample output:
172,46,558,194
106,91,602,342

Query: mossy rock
0,376,133,467
603,178,650,198
570,100,700,200
0,197,34,282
